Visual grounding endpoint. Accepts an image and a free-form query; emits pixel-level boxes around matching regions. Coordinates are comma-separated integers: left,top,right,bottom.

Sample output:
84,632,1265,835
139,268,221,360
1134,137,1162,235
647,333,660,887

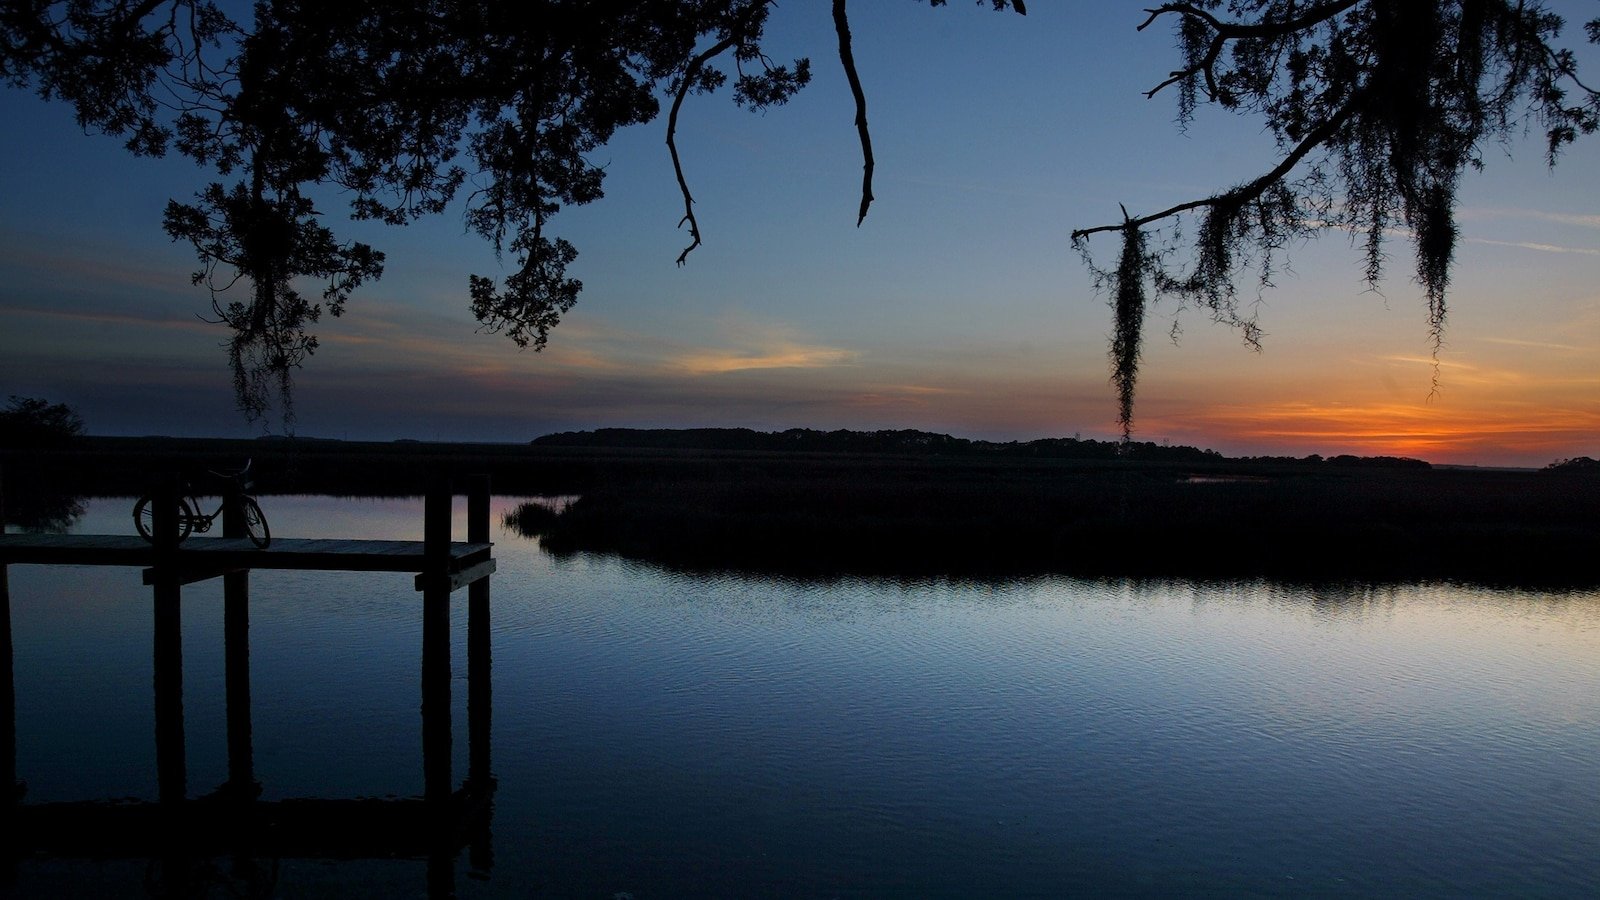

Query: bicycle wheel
241,496,271,548
134,495,196,543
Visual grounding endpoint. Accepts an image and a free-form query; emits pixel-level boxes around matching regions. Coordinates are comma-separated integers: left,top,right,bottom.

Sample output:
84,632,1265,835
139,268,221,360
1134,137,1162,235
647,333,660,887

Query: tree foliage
1,1,1028,423
0,1,1034,423
2,1,828,420
1073,1,1600,438
0,395,85,448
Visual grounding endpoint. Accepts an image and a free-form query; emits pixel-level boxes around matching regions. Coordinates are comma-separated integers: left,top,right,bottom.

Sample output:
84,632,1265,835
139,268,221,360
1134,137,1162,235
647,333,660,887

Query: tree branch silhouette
833,0,874,227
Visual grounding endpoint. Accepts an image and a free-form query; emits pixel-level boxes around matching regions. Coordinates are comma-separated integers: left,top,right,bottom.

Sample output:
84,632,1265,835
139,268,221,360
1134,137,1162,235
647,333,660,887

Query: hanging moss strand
1111,223,1148,443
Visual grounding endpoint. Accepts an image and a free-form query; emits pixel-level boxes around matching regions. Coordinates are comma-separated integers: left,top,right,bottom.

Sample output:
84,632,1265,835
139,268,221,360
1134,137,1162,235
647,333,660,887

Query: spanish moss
1073,0,1599,436
1111,224,1148,443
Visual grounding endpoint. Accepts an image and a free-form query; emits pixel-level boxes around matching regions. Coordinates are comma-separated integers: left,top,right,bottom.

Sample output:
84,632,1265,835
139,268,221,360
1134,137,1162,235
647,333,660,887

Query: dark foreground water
6,496,1599,898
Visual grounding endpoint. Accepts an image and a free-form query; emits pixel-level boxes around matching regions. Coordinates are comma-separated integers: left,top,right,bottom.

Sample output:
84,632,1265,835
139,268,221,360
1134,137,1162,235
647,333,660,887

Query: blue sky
2,2,1599,465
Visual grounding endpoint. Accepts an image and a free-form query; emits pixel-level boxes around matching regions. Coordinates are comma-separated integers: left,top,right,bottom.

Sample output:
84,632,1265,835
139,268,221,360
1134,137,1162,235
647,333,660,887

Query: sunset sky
2,2,1598,467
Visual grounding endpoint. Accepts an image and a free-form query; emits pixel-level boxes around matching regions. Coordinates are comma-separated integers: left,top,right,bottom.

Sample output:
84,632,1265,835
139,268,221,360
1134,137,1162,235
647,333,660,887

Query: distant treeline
1544,456,1600,472
531,427,1431,468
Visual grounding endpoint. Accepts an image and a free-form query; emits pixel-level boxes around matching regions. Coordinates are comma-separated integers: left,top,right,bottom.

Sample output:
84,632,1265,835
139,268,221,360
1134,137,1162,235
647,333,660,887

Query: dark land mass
4,430,1598,585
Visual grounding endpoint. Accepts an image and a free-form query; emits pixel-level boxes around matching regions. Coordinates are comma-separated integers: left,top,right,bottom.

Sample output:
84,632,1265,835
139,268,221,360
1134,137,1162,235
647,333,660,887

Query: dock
0,474,498,892
0,533,492,571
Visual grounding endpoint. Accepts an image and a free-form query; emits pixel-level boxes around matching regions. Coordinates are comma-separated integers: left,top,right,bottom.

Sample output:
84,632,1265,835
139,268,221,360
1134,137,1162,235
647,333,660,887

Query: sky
2,2,1599,466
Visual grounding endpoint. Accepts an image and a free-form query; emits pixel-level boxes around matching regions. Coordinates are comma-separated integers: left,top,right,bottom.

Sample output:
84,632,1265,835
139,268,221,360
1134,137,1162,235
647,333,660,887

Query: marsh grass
516,464,1600,584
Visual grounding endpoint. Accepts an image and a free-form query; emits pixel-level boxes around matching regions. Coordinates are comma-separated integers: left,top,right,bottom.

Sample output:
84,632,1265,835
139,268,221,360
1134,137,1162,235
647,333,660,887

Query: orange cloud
671,343,856,375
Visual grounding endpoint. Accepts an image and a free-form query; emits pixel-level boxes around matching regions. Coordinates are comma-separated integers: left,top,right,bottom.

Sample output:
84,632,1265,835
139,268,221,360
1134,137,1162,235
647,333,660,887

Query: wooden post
1,464,17,890
424,476,452,572
428,846,455,899
222,573,253,799
0,559,12,886
1,461,16,807
421,479,452,807
1,561,13,808
466,475,492,793
151,475,186,807
222,500,255,799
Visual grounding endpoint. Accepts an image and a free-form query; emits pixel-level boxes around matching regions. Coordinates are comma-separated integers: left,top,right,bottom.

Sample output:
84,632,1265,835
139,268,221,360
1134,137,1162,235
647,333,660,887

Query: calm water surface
6,496,1599,897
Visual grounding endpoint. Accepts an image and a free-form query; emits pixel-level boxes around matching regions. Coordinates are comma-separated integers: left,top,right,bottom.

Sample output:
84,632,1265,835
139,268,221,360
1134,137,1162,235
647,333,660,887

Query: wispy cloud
841,383,971,410
1380,354,1477,371
0,303,217,335
1460,207,1600,230
0,229,197,295
885,384,968,396
1368,353,1568,389
1478,337,1593,353
1466,237,1600,256
1304,208,1600,254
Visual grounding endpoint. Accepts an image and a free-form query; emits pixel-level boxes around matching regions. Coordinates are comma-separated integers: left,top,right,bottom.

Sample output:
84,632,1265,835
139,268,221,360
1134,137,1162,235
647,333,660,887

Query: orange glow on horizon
1151,400,1600,465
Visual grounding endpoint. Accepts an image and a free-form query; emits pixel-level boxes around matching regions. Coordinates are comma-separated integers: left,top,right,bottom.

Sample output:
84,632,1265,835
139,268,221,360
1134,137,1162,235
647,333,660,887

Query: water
5,497,1599,897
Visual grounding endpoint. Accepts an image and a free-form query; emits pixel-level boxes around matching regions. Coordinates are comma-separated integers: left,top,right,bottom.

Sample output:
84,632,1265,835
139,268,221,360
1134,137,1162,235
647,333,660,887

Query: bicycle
133,460,271,548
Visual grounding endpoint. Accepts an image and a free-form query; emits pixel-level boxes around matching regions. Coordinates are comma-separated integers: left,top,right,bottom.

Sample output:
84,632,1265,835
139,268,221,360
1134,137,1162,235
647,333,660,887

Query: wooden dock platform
0,534,496,590
0,533,492,573
2,475,500,890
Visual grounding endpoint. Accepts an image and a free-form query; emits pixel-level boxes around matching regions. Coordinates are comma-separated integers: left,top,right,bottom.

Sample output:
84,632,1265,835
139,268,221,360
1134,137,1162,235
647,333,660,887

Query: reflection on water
4,497,1599,897
1,486,85,533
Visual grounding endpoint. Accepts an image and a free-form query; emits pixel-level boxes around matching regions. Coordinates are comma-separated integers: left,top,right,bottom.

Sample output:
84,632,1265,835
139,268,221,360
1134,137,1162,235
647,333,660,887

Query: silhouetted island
5,430,1597,584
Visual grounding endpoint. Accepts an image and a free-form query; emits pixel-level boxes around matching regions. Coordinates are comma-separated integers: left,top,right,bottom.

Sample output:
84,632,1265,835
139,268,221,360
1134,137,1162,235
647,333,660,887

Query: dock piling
221,497,254,798
151,475,186,807
421,480,452,807
2,462,16,808
466,475,492,794
2,559,13,807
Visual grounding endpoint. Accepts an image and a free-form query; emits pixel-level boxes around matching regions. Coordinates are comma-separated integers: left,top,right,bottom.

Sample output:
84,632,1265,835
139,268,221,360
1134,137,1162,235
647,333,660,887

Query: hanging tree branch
667,0,812,266
833,0,874,226
837,0,1027,226
1138,0,1364,101
1072,88,1364,241
668,32,743,266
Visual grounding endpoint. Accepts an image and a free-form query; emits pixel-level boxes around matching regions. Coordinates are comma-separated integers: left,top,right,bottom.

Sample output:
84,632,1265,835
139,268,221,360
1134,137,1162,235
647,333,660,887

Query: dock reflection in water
0,478,497,898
